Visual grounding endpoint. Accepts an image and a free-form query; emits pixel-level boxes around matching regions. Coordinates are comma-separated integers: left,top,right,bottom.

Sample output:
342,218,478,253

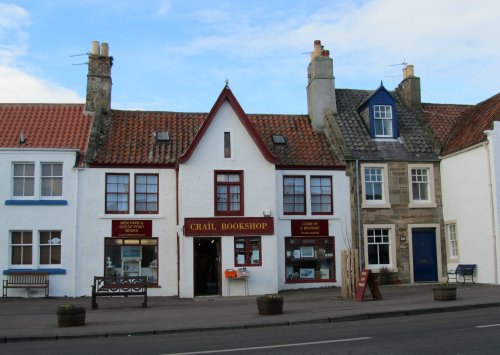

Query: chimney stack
307,40,337,132
85,41,113,114
396,64,421,112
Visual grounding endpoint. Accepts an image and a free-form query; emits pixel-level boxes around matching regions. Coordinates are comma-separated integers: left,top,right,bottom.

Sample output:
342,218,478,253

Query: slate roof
421,103,472,145
334,89,438,161
92,109,342,169
442,93,500,156
0,104,92,163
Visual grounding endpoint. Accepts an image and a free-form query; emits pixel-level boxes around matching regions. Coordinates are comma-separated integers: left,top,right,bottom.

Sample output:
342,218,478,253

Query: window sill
100,214,165,219
362,202,391,209
4,268,66,275
408,202,437,209
285,279,336,283
5,200,68,206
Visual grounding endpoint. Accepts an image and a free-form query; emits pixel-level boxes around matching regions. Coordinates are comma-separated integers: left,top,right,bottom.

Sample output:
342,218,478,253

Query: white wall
77,167,178,296
441,145,496,283
178,101,277,298
0,149,79,297
488,122,500,283
275,169,352,290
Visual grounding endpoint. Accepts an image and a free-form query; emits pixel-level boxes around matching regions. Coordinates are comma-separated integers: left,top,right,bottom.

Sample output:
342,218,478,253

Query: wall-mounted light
263,210,271,217
400,235,406,242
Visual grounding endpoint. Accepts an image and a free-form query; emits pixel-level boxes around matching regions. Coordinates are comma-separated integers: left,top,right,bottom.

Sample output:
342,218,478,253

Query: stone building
307,40,445,283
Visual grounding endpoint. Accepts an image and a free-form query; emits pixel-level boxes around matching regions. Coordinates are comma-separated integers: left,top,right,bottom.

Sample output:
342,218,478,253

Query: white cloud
0,4,82,103
156,0,171,16
0,66,82,103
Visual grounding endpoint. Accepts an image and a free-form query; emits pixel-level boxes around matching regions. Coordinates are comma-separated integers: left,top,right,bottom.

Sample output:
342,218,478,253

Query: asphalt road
2,308,500,354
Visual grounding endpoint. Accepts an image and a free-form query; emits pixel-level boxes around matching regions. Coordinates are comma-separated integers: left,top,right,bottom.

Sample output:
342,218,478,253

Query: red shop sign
291,220,329,236
112,220,152,237
184,217,274,236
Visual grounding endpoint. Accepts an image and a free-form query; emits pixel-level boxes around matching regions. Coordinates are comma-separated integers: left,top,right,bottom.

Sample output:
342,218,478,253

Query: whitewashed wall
178,101,278,298
441,145,496,283
0,149,79,297
488,122,500,284
275,169,352,290
77,167,178,296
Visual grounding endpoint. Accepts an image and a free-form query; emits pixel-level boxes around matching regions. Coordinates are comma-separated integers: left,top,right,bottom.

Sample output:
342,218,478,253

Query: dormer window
374,105,393,137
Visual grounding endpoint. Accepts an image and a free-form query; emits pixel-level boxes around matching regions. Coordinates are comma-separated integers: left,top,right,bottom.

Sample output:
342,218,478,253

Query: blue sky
0,0,498,114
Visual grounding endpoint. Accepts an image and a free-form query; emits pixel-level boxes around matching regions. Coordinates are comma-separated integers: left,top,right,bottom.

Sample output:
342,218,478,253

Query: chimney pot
101,43,109,57
313,40,321,59
91,41,100,55
403,64,414,79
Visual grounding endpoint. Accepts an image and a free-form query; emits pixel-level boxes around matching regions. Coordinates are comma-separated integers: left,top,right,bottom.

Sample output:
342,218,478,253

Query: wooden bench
91,276,148,309
447,264,477,284
2,271,49,297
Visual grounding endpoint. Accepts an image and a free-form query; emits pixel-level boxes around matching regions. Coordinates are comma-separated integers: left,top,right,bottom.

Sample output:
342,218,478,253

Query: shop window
104,238,158,285
234,237,261,266
41,163,63,197
10,231,33,265
106,174,130,214
215,171,243,215
285,237,335,283
311,176,333,214
283,176,306,214
39,231,61,265
13,162,35,197
135,174,158,214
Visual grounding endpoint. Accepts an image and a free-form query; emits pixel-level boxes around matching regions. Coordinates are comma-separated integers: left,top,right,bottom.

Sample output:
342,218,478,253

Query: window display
285,237,335,283
104,238,158,285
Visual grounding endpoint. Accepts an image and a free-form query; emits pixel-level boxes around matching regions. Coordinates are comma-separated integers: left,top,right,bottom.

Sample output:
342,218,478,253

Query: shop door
412,228,438,282
194,238,221,296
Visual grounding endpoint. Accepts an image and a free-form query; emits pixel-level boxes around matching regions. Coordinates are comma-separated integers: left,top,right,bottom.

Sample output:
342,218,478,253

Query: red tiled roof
0,104,92,155
92,111,343,168
442,93,500,156
421,103,472,145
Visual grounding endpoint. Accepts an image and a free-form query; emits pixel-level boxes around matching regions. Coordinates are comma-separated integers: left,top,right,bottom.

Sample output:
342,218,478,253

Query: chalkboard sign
354,269,382,301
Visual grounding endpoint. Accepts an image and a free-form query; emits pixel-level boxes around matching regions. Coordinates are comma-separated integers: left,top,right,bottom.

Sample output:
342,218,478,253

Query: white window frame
12,161,64,200
10,231,34,267
39,230,62,265
363,224,397,272
9,230,62,268
361,163,391,208
445,221,459,262
12,162,35,198
408,163,437,208
373,105,393,138
41,162,63,197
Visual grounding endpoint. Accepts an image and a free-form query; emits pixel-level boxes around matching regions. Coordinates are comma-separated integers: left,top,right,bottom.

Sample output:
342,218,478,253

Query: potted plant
257,294,284,315
57,304,86,326
432,283,457,301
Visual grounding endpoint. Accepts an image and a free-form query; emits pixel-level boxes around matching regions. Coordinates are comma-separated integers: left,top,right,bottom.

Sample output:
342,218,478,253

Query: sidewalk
2,283,500,342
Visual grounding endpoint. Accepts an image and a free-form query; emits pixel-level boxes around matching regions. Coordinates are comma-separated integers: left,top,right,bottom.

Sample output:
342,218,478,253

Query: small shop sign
291,220,329,236
112,220,152,237
184,217,274,236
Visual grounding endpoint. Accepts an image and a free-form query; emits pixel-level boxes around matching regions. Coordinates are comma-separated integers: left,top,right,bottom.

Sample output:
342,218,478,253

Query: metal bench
2,271,50,297
91,276,148,309
447,264,477,284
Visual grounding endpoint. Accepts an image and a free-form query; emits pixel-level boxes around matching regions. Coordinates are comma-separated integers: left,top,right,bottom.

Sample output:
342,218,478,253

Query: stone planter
432,285,457,301
257,294,283,315
57,304,86,326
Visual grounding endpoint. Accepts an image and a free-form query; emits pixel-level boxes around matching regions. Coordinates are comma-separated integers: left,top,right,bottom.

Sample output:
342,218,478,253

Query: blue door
412,228,438,282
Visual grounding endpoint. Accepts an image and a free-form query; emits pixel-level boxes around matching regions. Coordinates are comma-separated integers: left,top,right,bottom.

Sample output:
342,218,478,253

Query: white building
0,104,92,297
432,93,500,284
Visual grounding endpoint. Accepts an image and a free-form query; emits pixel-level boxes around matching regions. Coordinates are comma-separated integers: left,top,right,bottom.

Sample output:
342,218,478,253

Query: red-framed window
215,171,243,216
135,174,159,214
283,176,306,215
234,237,261,266
311,176,333,215
105,173,130,214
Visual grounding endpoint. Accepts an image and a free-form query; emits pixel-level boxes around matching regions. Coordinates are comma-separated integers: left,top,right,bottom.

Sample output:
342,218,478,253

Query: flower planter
57,304,86,327
432,285,457,301
257,294,283,315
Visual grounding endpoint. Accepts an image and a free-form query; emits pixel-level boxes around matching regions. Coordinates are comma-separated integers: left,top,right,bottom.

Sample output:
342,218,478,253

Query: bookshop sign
184,217,274,236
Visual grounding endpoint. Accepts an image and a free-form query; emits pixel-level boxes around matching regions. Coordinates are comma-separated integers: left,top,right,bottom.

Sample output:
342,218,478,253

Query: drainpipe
176,166,180,296
73,164,81,297
485,138,499,284
355,160,363,270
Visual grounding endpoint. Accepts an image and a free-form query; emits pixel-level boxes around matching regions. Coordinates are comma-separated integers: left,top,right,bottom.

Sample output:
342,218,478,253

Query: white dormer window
374,105,393,138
